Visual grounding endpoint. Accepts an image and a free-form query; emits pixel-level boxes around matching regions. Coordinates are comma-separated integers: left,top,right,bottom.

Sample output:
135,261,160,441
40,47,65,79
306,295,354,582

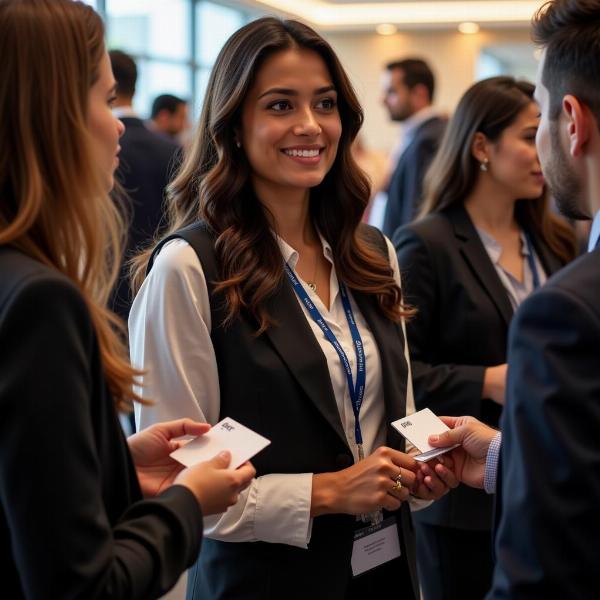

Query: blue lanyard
524,233,541,289
284,264,367,459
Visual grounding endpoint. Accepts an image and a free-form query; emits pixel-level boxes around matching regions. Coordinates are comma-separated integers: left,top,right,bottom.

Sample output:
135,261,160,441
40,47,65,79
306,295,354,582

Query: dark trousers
415,521,493,600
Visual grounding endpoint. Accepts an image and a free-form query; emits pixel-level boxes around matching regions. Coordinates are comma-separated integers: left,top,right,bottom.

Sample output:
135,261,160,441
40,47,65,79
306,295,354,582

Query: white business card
391,408,458,462
170,417,271,469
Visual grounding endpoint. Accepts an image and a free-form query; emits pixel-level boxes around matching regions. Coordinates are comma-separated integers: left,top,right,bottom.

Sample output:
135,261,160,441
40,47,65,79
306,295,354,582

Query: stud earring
480,159,489,172
235,140,241,149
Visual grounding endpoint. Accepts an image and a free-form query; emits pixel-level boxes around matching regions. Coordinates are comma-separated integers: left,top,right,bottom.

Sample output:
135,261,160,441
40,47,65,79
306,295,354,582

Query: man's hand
428,416,498,489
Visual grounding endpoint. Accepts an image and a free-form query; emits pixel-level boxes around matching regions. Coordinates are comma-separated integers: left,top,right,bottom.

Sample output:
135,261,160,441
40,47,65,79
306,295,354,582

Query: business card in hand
170,417,271,469
391,408,459,462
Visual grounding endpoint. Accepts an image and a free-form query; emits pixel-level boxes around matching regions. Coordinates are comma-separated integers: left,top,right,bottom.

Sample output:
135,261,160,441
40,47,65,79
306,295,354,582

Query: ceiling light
458,21,481,34
376,23,398,35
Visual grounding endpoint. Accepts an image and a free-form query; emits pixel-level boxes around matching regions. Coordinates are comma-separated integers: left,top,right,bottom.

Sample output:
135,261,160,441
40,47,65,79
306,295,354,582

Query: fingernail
438,456,445,465
219,451,230,459
429,435,439,443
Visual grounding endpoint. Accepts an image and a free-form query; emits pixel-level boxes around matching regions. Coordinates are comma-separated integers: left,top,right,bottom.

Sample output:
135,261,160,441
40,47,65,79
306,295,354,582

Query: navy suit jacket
382,115,446,237
488,247,600,598
111,116,181,321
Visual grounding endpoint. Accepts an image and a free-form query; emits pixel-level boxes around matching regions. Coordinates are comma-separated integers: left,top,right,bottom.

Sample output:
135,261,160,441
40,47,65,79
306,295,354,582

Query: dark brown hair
420,76,575,264
0,0,141,410
132,17,408,333
385,58,435,101
532,0,600,130
109,49,137,99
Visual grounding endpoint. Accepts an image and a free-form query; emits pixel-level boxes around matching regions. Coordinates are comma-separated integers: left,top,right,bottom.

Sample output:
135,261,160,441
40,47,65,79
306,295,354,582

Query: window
100,1,255,119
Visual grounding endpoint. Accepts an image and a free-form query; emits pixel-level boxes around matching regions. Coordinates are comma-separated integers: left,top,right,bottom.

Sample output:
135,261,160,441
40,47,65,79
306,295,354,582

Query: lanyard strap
524,233,541,289
284,264,366,452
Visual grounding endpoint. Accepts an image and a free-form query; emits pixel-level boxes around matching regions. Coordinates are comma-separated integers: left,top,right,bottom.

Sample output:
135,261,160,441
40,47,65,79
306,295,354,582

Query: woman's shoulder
0,246,82,309
393,211,454,247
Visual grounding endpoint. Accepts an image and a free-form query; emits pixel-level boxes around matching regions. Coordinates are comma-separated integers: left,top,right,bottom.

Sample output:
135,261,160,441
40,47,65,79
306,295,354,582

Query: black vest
149,222,418,600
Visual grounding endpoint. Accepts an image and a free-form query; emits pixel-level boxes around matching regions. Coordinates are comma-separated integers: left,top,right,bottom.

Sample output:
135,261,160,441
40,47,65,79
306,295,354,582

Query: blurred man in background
150,93,190,143
380,58,446,236
108,50,181,324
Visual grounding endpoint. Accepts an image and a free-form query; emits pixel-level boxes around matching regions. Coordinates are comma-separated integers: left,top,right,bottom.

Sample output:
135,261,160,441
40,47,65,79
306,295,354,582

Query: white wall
322,27,534,154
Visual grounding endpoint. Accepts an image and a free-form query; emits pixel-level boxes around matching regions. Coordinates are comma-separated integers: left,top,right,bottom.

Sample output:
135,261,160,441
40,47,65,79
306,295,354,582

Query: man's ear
563,95,591,158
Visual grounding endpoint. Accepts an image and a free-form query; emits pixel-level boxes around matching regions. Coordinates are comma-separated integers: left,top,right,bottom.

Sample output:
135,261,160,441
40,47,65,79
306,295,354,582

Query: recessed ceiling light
458,21,480,34
376,23,397,36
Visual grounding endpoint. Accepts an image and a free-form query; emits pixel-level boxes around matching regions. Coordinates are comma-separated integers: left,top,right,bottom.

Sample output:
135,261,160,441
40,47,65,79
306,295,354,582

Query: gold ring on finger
391,473,403,492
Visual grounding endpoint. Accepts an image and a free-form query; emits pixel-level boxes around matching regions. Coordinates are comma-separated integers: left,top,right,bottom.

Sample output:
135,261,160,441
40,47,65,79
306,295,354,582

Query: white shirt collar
399,105,439,140
588,210,600,252
275,231,333,270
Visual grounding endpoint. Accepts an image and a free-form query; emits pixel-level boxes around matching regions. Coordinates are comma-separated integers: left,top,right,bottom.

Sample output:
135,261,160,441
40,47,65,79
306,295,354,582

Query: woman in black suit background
393,77,576,600
0,2,254,598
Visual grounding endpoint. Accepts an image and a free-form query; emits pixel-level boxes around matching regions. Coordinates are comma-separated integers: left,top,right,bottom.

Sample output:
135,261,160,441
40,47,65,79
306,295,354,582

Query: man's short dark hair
386,58,435,101
151,94,187,119
532,0,600,128
108,50,137,99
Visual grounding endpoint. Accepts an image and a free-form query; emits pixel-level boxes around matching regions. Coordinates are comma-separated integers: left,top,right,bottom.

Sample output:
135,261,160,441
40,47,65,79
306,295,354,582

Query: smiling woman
129,15,458,600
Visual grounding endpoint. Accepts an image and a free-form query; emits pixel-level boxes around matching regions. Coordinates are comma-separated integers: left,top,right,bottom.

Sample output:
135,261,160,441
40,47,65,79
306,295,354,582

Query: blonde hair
0,0,141,411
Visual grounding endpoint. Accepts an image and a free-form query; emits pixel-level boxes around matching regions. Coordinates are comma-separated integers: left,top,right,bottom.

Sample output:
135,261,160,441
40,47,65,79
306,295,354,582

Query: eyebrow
258,85,336,99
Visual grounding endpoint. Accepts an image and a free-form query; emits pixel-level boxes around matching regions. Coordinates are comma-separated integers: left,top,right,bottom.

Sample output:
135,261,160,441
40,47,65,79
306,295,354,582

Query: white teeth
284,148,320,157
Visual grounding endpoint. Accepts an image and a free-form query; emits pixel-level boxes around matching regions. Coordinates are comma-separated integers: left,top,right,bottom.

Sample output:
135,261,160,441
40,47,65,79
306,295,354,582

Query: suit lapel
448,205,514,327
263,278,349,449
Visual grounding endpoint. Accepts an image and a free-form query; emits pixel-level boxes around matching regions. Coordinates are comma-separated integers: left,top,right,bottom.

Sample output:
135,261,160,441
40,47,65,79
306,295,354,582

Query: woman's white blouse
129,233,427,550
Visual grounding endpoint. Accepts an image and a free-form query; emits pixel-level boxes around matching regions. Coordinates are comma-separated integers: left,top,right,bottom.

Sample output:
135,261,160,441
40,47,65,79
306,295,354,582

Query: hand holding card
170,417,271,469
391,408,459,462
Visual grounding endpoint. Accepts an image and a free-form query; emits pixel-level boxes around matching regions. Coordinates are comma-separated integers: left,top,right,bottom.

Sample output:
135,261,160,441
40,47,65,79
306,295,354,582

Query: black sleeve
393,226,487,418
490,286,600,599
0,275,202,600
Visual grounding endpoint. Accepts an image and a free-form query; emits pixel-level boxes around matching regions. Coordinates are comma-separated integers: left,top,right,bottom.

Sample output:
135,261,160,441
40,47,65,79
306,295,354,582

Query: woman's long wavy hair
0,0,140,410
420,76,576,264
131,17,409,333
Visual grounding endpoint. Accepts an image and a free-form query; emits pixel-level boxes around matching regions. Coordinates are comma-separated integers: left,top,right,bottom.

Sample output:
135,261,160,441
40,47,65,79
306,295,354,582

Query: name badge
351,516,401,577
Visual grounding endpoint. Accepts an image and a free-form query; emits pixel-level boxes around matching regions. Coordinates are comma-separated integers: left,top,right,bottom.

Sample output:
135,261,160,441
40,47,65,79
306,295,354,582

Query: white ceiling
236,1,547,30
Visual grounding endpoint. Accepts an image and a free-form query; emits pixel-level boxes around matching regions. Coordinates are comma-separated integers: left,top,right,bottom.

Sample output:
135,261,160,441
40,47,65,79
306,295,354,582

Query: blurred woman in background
394,76,576,600
0,2,254,598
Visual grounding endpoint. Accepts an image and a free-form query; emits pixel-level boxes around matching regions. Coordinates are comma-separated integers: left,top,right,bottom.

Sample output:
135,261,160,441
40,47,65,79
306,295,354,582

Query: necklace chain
307,250,319,293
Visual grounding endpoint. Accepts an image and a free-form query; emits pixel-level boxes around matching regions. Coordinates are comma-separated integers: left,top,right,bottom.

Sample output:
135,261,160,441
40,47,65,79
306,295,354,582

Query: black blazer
489,247,600,599
0,247,202,599
149,223,419,600
382,115,447,237
111,116,181,321
393,204,564,530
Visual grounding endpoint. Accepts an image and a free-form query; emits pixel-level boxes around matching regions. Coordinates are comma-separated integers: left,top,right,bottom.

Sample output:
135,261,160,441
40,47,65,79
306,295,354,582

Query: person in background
150,94,190,143
427,1,600,598
379,58,446,236
0,1,255,599
129,16,456,600
394,76,576,600
108,50,181,324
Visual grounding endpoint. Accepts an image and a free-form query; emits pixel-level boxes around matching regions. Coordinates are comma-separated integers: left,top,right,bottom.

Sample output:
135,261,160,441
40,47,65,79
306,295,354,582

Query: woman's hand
311,447,419,517
483,363,508,405
175,454,256,516
128,418,211,498
412,455,459,500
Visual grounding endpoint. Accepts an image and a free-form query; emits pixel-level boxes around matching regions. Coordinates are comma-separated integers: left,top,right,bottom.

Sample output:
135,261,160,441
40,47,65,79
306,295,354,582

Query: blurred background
85,0,545,155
